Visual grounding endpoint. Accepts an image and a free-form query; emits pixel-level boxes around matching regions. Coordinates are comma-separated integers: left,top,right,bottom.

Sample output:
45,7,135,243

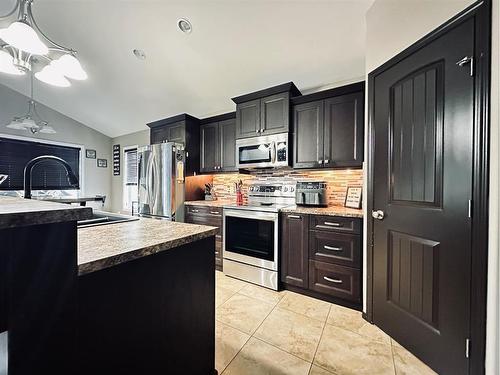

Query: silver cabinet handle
324,159,329,164
318,159,323,164
210,211,220,215
324,245,342,251
323,276,343,284
255,130,260,134
191,209,200,213
287,215,301,219
324,221,341,227
372,210,385,220
215,251,219,255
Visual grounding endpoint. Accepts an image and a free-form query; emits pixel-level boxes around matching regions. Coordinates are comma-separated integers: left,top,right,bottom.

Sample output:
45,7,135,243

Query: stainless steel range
223,180,296,290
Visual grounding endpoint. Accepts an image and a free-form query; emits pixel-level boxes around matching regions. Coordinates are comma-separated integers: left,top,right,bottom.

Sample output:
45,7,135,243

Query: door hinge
465,338,470,358
456,56,474,76
468,199,472,219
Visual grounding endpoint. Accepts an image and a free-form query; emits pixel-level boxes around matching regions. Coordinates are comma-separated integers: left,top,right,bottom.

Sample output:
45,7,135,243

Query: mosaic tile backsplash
210,168,363,207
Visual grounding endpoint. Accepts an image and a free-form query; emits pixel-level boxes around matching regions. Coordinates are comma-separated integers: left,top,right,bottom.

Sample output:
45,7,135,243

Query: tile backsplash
210,168,363,207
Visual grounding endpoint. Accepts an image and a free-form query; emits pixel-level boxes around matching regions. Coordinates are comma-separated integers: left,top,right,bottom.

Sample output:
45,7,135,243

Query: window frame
122,145,139,212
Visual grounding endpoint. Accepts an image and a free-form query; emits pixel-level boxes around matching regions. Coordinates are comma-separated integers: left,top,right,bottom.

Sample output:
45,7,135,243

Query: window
0,137,81,191
123,147,138,212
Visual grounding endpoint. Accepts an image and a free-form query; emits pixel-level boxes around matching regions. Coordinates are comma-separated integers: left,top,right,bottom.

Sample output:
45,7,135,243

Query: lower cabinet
281,213,363,307
185,205,223,271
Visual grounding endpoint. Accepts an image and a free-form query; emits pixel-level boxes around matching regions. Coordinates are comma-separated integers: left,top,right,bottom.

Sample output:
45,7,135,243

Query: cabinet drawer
185,205,223,218
215,239,223,269
309,215,361,234
309,231,361,268
309,260,360,303
185,213,222,233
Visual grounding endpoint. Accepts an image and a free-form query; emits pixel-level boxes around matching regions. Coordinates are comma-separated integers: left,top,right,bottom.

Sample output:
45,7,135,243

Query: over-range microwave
236,133,289,169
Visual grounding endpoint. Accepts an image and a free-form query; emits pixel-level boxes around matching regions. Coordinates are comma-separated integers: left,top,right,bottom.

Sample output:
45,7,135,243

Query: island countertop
0,195,92,229
78,218,218,275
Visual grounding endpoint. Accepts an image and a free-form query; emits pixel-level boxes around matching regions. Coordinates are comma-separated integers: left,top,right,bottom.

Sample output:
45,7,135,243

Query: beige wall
109,129,149,213
0,83,112,210
364,0,499,373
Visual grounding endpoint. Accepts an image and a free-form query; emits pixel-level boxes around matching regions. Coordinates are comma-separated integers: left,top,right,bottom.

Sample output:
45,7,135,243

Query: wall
209,169,363,207
109,129,149,213
365,0,499,373
0,83,112,210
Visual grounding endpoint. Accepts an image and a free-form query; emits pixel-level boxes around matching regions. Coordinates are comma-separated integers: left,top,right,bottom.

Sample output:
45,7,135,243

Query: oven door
223,209,278,271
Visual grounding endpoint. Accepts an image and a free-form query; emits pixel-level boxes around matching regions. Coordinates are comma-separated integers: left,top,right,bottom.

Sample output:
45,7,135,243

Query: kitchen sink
77,210,139,228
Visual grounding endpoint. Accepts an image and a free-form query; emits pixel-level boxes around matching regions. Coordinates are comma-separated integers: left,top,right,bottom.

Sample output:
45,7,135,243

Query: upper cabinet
292,82,365,169
147,113,200,176
199,113,237,173
232,82,301,139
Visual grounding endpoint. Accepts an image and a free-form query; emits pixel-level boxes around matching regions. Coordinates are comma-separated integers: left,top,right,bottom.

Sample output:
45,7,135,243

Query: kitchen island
0,196,218,375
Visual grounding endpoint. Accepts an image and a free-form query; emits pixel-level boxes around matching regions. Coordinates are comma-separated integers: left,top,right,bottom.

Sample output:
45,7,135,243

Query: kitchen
0,1,498,375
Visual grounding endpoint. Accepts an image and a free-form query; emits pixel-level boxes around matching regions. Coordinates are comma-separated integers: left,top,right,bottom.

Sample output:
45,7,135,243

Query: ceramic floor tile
238,283,285,305
392,346,437,375
216,294,275,334
327,304,390,344
222,337,311,375
309,365,335,375
216,286,237,307
215,321,250,374
314,324,395,375
254,307,324,362
277,291,331,322
216,273,248,292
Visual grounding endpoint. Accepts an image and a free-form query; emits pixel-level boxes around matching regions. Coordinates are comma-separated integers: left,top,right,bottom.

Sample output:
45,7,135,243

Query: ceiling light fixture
0,0,87,86
5,71,56,134
177,18,192,34
133,49,146,60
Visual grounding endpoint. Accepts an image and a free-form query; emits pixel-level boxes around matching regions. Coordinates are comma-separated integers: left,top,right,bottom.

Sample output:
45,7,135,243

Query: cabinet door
150,126,170,144
293,100,324,169
167,122,186,143
324,92,364,167
200,122,219,173
236,99,261,138
281,213,309,288
219,118,237,171
260,92,289,135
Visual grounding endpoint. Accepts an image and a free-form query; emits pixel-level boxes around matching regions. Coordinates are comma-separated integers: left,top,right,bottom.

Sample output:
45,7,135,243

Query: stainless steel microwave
236,133,289,169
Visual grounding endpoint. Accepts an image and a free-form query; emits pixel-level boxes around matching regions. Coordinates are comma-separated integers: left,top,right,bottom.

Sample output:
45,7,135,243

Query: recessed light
133,49,146,60
177,18,192,34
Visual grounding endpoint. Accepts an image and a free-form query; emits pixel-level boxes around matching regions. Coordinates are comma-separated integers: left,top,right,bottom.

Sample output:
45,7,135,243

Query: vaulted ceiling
0,0,374,138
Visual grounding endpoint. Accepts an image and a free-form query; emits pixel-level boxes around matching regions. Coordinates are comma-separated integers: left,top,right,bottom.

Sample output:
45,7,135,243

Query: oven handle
271,141,277,164
223,209,278,222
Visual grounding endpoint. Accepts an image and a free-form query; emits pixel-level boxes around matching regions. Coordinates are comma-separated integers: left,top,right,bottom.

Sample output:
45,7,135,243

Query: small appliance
295,180,328,207
236,133,289,169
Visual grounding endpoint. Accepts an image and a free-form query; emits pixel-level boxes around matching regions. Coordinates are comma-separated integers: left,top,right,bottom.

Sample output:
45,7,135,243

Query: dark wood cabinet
199,113,237,173
281,212,363,308
147,114,200,175
281,213,309,288
185,205,224,271
233,82,301,139
292,82,365,169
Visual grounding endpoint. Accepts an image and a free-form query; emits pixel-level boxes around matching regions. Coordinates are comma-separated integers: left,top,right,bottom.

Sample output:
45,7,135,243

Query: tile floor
215,271,437,375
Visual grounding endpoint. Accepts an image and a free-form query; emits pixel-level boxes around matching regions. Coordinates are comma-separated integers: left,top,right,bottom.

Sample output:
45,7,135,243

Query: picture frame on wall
345,186,362,209
97,158,107,168
86,149,96,159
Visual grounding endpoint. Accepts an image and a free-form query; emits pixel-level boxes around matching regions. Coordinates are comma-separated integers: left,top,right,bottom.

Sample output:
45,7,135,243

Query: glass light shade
51,54,87,80
0,50,25,75
39,125,56,134
6,120,26,130
6,117,39,131
0,21,48,55
35,65,71,87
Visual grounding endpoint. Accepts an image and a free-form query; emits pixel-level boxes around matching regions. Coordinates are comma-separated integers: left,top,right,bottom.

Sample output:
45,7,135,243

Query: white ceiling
0,0,373,138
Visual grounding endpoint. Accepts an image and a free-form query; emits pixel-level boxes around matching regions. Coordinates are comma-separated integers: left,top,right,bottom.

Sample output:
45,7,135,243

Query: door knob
372,210,385,220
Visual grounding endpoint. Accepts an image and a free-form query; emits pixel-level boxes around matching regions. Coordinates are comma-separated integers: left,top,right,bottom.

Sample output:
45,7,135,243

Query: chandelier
0,0,87,87
6,71,56,134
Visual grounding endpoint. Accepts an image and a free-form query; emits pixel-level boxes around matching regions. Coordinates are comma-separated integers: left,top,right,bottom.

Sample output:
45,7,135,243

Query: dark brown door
200,122,219,173
260,92,289,135
281,213,309,288
324,92,364,168
219,118,237,171
372,19,474,375
236,99,261,138
293,100,324,169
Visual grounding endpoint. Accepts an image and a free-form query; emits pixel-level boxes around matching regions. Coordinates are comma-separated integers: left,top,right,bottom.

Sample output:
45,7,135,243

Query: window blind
124,148,138,186
0,137,80,191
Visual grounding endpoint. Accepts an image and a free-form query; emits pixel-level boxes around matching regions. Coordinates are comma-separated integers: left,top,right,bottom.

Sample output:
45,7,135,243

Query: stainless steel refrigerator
137,142,185,221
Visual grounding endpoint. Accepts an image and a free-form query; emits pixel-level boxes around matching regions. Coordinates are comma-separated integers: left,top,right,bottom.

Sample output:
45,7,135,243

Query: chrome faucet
24,155,79,199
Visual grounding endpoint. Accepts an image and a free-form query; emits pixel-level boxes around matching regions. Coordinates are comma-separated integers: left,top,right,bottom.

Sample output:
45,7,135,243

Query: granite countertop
34,196,106,204
0,195,92,230
280,205,364,218
185,200,234,208
78,218,218,275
